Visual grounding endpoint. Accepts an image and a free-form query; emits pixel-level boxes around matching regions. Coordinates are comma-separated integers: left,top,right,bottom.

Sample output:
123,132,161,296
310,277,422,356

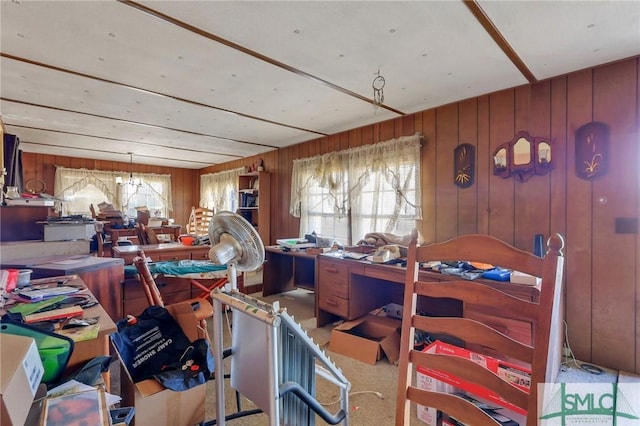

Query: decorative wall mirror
492,131,553,181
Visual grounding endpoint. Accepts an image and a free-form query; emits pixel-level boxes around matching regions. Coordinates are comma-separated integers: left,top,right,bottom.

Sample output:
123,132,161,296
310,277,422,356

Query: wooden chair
395,232,565,426
186,207,214,237
132,250,214,341
93,222,114,257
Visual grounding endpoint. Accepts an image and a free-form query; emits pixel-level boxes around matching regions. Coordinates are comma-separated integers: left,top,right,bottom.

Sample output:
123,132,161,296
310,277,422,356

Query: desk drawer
191,250,210,260
123,276,192,301
157,252,191,262
318,294,349,318
318,260,349,299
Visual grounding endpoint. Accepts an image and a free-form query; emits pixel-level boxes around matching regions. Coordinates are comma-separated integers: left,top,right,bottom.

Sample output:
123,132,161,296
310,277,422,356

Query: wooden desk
263,246,317,296
316,253,540,344
1,255,125,321
65,278,117,390
106,227,140,245
112,243,210,264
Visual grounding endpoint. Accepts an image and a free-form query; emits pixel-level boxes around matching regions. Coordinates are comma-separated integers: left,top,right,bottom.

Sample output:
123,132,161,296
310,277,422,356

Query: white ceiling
1,1,639,169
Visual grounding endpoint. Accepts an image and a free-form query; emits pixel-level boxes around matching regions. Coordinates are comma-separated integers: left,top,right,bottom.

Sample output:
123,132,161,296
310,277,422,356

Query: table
0,276,117,391
263,246,317,296
112,243,210,264
1,255,125,321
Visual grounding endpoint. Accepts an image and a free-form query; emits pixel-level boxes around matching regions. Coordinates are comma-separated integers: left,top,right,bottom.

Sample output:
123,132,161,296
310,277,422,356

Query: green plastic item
0,321,74,385
7,295,66,316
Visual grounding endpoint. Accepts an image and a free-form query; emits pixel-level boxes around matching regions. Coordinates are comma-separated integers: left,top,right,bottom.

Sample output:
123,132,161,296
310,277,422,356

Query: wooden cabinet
0,206,47,241
317,256,392,323
316,253,539,343
1,255,125,320
112,243,210,264
237,171,270,246
122,275,193,316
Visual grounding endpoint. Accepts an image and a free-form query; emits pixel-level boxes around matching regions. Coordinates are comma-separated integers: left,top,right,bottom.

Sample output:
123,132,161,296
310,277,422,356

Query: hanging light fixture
372,69,385,110
117,152,143,187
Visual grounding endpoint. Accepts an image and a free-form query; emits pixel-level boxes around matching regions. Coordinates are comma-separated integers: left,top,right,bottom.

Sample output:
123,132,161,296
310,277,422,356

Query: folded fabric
124,260,227,279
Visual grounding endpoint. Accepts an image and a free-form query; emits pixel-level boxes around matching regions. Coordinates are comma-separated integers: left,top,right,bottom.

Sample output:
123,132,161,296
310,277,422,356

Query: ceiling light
117,153,143,187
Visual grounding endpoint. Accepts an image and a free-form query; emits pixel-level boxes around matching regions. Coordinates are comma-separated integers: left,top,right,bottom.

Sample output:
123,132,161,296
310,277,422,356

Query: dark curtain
3,133,24,192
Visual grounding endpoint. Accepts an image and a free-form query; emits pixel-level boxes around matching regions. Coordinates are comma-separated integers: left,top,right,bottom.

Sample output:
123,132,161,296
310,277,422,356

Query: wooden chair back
132,250,164,307
186,207,214,237
94,222,113,257
395,232,565,426
132,250,214,321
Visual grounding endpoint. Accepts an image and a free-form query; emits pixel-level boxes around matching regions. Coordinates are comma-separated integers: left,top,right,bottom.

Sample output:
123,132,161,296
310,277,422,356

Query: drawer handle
326,298,339,307
325,267,339,273
157,282,168,289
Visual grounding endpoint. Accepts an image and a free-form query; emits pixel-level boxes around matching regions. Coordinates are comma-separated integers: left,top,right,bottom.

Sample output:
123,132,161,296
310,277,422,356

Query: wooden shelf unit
237,171,270,246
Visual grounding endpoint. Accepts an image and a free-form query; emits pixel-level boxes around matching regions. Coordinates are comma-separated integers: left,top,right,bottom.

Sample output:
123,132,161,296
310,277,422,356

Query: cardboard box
418,341,531,415
329,314,401,365
115,302,207,426
416,370,457,425
0,334,45,426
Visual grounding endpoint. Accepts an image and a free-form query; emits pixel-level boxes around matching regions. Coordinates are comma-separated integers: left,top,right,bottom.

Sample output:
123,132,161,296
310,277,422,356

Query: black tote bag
112,305,192,383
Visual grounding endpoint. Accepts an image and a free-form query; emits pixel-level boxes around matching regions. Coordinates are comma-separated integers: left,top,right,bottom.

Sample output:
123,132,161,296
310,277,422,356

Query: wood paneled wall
205,57,640,374
19,57,639,373
20,154,199,228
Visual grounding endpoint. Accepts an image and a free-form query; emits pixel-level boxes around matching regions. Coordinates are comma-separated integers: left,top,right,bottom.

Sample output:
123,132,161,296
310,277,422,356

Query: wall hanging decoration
371,69,385,111
454,143,475,188
492,131,553,182
575,122,609,180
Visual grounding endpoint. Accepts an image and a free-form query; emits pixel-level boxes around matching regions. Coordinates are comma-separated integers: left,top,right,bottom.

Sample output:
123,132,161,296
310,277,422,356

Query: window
290,134,422,245
119,174,172,217
54,166,172,218
200,167,245,212
63,183,111,216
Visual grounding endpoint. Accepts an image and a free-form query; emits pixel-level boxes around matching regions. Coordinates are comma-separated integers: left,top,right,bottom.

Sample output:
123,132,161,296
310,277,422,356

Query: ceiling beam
1,53,326,138
464,0,537,83
120,0,407,116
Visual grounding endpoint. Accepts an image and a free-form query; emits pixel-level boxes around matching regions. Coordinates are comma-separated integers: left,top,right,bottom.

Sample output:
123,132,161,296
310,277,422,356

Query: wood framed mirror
493,131,553,181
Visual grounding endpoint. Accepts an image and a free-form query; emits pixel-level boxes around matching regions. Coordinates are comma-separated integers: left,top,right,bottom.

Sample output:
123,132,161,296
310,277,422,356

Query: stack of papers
276,238,316,249
18,286,79,300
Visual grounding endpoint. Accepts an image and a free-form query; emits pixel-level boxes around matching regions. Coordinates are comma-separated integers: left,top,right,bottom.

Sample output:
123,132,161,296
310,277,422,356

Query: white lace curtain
54,166,173,215
290,134,422,242
200,167,245,212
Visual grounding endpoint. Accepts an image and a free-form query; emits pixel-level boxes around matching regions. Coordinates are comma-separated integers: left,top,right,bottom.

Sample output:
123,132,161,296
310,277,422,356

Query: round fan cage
208,211,265,272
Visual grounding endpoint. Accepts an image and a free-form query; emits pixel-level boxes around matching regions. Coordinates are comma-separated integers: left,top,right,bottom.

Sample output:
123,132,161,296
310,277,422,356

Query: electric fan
207,210,265,291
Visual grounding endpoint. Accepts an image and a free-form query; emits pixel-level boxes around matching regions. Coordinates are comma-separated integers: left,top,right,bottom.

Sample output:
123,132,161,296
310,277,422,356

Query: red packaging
417,340,531,415
4,269,19,292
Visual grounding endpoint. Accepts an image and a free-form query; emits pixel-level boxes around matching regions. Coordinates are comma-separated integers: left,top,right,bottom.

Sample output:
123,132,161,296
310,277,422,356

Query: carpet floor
111,288,422,425
201,289,420,425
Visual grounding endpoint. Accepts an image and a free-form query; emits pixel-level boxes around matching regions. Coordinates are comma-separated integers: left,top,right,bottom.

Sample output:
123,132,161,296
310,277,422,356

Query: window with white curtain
119,175,173,219
290,134,422,245
200,167,245,213
54,166,173,218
